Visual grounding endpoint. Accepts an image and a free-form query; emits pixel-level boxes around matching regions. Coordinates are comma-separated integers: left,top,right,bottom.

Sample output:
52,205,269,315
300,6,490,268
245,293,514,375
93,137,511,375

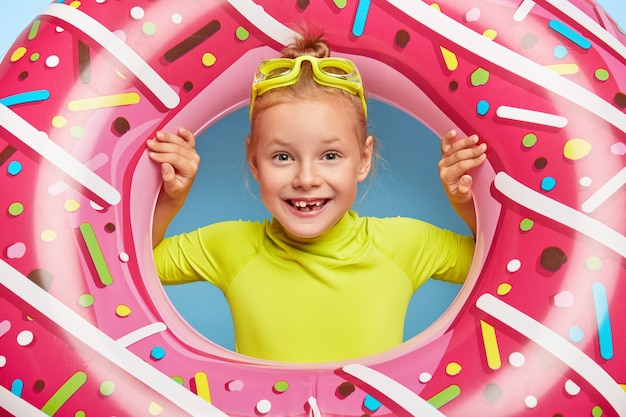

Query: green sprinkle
586,256,602,271
274,380,289,393
70,125,85,139
427,384,461,408
522,133,537,148
471,67,490,86
28,20,41,40
236,26,249,41
78,294,95,307
99,380,115,396
594,68,609,81
8,202,24,216
143,22,157,36
79,222,113,286
41,371,87,415
519,218,534,231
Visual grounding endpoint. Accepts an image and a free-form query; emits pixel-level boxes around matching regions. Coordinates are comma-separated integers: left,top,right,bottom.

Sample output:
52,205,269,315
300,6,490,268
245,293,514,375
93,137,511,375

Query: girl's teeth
292,200,324,208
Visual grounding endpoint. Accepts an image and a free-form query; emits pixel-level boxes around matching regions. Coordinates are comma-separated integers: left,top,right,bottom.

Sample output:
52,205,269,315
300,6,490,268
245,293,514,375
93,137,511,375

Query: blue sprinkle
364,394,382,412
548,20,591,50
150,346,166,360
7,161,22,176
553,45,568,59
541,176,556,191
0,90,51,107
11,379,24,397
568,326,584,343
476,100,490,116
352,0,371,37
592,282,613,360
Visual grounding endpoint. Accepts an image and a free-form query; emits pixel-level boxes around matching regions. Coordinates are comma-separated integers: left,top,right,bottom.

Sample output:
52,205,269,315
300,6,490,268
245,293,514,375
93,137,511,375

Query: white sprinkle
90,201,105,211
507,259,521,273
119,252,130,263
565,379,581,396
496,105,568,128
509,351,525,367
513,0,535,22
172,13,183,24
17,330,34,346
130,6,145,20
525,395,538,408
553,291,574,308
45,55,60,68
256,399,271,414
465,7,480,22
418,372,432,383
579,176,592,187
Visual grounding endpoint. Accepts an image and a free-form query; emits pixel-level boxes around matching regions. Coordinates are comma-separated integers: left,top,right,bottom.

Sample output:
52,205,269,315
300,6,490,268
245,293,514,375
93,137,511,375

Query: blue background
2,1,624,351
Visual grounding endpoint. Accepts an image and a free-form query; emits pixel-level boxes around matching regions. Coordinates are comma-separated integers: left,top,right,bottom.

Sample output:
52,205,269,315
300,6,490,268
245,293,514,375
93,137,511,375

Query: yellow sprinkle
194,372,212,402
430,3,441,11
202,53,216,67
41,230,58,242
480,320,501,370
445,362,462,376
51,115,68,128
11,46,27,62
497,283,512,296
563,138,591,160
69,1,81,8
440,46,458,71
483,29,497,40
64,199,80,212
115,304,132,317
68,92,140,111
545,63,579,75
620,384,626,392
116,70,127,80
148,402,164,415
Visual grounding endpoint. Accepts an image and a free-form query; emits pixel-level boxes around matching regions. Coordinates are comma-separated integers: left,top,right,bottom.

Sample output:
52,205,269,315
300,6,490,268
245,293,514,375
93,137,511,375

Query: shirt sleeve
369,217,475,290
153,220,264,290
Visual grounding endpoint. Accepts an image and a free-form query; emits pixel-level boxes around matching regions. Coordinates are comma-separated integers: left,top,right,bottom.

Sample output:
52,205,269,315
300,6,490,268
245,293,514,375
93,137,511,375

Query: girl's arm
437,130,487,236
147,128,200,248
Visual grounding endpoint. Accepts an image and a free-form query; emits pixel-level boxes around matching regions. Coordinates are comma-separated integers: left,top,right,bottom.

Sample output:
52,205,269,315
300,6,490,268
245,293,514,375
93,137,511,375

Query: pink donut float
1,0,625,416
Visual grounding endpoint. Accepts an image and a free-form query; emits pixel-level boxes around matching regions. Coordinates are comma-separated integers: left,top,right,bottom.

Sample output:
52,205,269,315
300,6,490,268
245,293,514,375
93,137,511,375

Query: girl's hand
147,127,200,247
438,130,486,205
147,127,200,205
438,130,487,235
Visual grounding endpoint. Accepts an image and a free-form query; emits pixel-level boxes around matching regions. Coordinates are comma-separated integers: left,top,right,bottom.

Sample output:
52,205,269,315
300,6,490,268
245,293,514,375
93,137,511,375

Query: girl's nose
292,161,322,190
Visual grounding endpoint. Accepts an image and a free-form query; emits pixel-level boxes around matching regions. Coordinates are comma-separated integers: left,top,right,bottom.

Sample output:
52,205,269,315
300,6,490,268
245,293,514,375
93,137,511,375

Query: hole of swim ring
162,99,474,354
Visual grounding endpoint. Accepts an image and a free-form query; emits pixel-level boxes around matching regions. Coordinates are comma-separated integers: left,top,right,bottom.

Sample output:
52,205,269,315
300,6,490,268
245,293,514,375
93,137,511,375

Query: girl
148,35,487,363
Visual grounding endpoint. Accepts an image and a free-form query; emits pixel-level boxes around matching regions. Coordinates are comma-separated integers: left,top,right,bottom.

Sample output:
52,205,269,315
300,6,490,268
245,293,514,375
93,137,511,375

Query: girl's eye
273,153,291,161
324,152,339,160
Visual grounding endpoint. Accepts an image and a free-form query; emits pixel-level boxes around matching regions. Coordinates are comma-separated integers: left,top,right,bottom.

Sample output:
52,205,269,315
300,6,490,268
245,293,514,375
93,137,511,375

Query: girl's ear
357,135,374,182
246,136,260,181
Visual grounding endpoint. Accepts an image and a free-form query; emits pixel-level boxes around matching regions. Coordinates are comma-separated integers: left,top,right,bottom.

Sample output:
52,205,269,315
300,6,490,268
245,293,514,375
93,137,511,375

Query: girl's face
248,98,373,239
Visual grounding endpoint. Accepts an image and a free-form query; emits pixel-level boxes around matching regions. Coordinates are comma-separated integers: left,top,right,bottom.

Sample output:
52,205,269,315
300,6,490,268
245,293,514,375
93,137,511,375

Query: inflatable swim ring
1,0,624,416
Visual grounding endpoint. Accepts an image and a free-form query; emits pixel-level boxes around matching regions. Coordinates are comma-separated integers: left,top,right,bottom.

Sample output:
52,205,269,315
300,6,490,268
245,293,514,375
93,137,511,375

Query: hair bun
282,32,331,59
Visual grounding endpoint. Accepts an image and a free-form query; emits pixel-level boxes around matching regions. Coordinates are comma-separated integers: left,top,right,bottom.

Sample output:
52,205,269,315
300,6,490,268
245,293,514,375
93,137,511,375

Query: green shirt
154,211,474,362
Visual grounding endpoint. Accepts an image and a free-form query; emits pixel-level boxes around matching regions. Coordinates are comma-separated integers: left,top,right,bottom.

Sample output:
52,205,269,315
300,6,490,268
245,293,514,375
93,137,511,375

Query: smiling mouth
289,199,329,212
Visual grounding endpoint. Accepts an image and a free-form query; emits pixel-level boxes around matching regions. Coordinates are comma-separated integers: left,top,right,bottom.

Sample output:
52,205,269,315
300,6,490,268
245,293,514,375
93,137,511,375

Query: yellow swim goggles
250,55,367,119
